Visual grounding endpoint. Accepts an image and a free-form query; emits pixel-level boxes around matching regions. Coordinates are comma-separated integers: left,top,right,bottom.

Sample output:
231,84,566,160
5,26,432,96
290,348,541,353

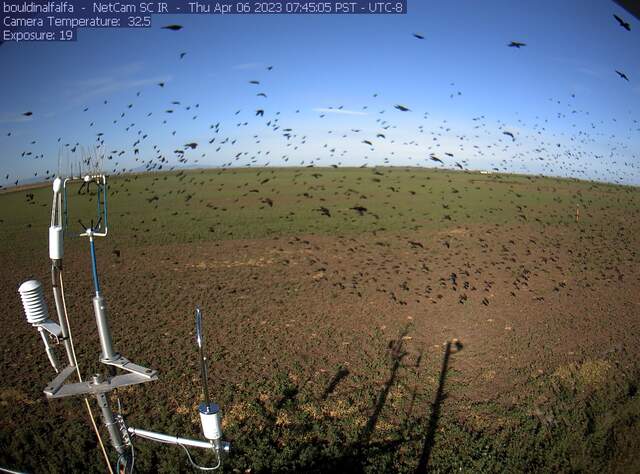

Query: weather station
17,167,230,473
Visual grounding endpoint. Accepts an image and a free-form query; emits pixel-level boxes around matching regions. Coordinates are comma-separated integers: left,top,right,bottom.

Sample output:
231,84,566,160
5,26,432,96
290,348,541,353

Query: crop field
1,167,640,473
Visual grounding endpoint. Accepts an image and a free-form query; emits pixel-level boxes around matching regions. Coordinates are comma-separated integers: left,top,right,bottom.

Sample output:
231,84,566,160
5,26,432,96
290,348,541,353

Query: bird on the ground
318,206,331,217
351,206,367,215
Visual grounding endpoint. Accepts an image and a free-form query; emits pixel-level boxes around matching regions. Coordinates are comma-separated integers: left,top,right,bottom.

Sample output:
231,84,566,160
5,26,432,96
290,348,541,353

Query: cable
59,268,114,474
178,443,221,471
116,397,135,474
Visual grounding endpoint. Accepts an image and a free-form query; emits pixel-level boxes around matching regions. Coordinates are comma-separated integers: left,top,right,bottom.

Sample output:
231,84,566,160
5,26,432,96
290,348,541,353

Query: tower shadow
415,339,463,473
358,326,410,444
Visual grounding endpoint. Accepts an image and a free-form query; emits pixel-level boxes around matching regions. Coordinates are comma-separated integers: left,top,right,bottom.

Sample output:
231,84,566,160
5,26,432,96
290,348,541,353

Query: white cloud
312,108,368,116
63,62,171,105
0,113,32,124
232,62,263,70
66,75,172,105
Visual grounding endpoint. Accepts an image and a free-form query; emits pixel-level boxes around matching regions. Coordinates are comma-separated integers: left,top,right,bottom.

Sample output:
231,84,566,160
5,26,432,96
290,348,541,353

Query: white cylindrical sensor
52,177,62,193
199,403,222,441
18,280,49,325
49,225,64,260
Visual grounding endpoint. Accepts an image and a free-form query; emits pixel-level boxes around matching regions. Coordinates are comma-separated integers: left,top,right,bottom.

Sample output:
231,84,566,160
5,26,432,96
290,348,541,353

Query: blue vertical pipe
89,236,101,295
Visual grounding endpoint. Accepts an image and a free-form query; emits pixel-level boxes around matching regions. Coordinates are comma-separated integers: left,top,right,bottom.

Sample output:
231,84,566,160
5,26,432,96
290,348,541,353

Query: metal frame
20,172,230,473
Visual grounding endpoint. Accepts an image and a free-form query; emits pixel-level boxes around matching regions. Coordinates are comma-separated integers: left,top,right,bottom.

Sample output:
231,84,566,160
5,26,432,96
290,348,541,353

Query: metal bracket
46,372,158,399
44,364,77,396
101,354,157,379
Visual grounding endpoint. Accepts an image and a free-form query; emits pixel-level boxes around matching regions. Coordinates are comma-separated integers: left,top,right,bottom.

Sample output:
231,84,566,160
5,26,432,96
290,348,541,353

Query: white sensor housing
49,226,63,260
52,177,62,193
199,403,222,441
19,280,49,325
18,280,62,337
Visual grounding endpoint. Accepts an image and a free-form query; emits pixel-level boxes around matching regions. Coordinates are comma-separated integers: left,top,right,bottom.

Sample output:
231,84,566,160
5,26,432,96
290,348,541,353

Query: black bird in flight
615,70,629,81
256,109,264,117
503,131,516,141
508,41,526,48
249,80,260,85
394,104,410,112
22,111,33,116
180,52,187,59
429,155,443,164
157,82,165,87
162,24,183,31
413,33,425,40
613,14,631,31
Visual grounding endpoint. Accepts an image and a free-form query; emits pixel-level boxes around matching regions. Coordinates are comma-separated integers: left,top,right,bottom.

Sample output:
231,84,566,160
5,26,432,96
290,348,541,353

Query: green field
1,167,639,473
2,167,636,250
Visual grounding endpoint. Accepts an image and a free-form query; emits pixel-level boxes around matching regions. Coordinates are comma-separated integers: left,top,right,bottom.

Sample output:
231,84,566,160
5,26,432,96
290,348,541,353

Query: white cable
59,269,115,474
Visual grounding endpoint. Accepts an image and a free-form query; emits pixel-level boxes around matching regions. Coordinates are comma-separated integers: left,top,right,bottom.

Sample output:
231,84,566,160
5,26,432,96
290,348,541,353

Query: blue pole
89,236,101,295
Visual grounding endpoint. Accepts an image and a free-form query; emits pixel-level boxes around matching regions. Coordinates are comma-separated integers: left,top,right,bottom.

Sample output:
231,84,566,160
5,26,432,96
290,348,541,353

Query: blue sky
1,0,639,186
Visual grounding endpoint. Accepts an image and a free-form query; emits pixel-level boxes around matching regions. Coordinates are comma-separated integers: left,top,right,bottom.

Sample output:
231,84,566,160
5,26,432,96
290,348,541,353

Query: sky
0,0,639,186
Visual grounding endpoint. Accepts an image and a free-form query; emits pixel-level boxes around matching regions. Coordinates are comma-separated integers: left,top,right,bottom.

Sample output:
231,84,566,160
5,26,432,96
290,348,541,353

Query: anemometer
18,173,230,472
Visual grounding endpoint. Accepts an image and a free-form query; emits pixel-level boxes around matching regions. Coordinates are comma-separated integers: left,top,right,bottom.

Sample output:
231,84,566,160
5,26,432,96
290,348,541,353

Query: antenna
196,307,210,407
195,308,228,452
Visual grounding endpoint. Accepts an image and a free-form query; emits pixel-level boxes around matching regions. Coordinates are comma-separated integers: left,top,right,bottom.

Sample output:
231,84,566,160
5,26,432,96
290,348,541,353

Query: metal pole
87,231,118,362
93,376,127,456
128,427,216,450
195,308,211,411
93,295,117,361
51,264,74,366
89,234,101,296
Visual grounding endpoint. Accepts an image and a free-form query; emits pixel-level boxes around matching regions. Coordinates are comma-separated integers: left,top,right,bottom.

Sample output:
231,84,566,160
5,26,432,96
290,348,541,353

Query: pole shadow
358,326,410,445
415,339,463,474
322,366,350,400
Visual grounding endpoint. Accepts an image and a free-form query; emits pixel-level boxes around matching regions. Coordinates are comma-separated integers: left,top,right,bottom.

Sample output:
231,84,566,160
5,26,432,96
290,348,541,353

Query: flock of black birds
0,11,638,191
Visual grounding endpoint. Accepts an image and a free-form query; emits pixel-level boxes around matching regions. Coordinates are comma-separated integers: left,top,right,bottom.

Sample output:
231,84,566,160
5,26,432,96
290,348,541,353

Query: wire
115,397,135,474
178,443,221,471
59,268,114,474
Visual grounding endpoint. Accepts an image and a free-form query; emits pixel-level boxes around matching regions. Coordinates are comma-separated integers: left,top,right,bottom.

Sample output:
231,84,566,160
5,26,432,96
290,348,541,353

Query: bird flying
613,14,631,31
615,70,629,81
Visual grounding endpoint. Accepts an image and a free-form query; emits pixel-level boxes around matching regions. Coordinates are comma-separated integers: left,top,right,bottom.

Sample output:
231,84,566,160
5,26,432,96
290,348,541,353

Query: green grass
1,167,639,473
1,167,637,254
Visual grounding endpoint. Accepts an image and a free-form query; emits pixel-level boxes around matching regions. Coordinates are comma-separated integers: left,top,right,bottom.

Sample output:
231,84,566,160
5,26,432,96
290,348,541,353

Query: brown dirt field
2,214,639,471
